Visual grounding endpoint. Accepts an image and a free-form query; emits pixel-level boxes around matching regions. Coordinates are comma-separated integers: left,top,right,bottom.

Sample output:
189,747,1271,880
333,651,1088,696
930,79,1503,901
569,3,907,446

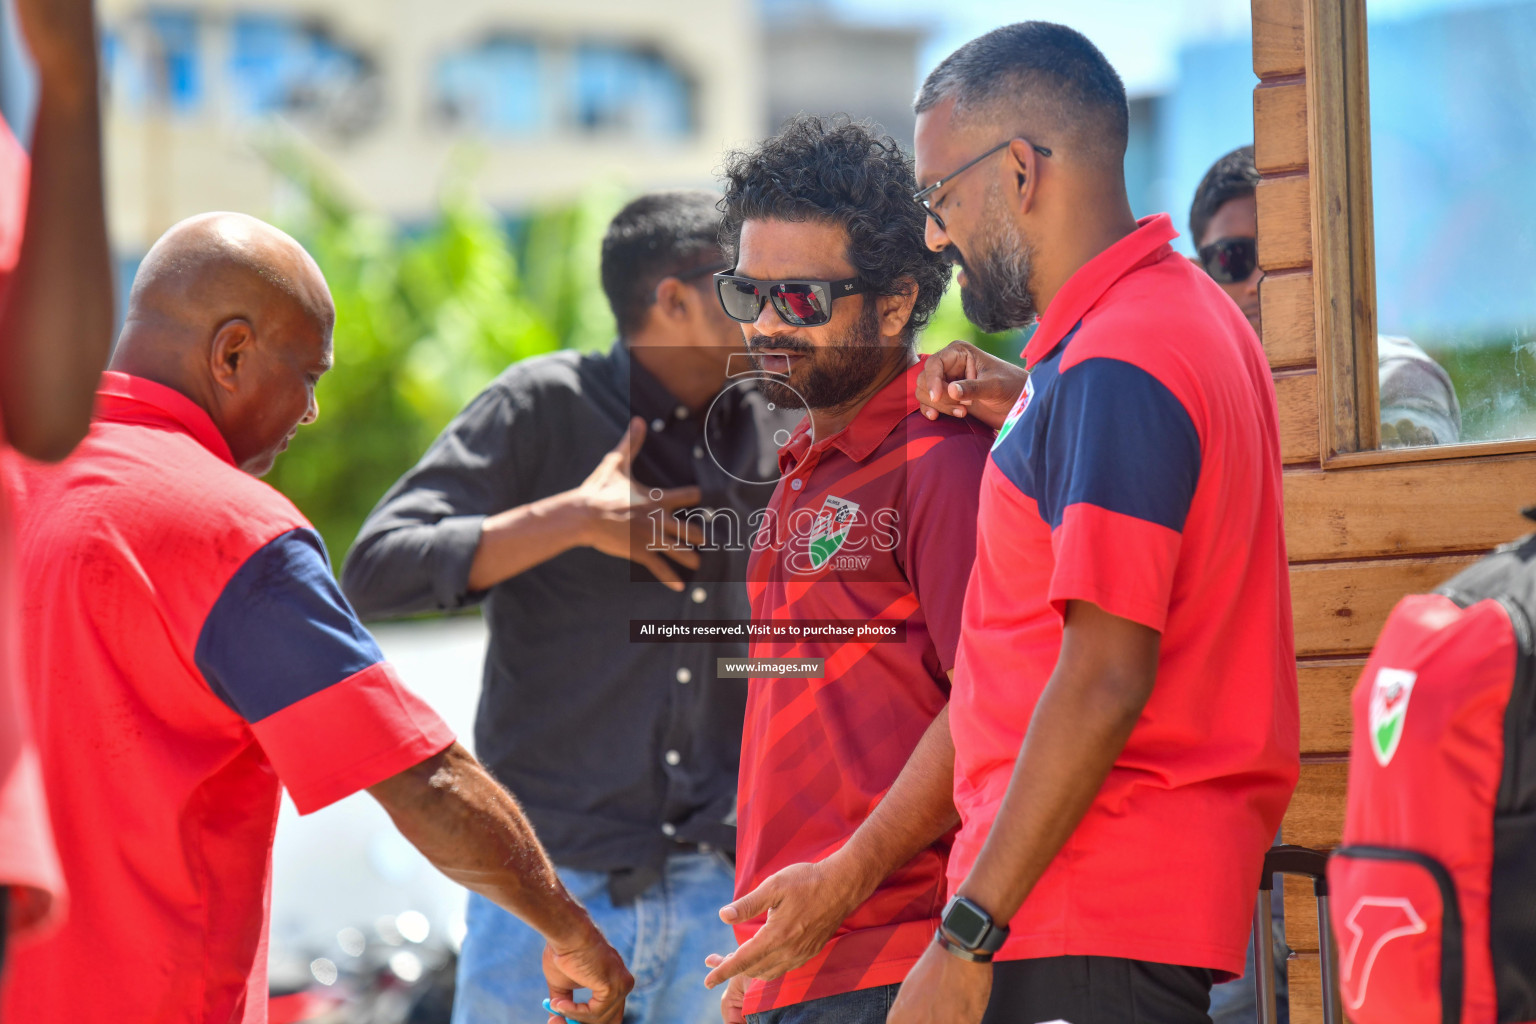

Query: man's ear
209,318,255,394
1006,138,1043,215
653,276,689,324
875,277,919,341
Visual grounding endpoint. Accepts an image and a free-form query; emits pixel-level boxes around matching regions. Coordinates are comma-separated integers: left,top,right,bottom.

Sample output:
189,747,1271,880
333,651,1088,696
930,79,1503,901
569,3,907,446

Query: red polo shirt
948,214,1299,976
0,112,67,943
736,358,991,1013
1,373,454,1023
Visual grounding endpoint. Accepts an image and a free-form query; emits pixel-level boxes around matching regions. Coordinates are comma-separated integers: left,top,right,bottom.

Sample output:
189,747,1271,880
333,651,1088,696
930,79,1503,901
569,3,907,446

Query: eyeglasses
713,271,874,327
1197,237,1259,285
912,137,1053,231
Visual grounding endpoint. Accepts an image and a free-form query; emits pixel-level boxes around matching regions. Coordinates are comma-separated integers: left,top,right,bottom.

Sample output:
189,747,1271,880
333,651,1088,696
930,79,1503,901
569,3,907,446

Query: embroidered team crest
992,373,1034,451
808,495,861,570
1368,668,1417,766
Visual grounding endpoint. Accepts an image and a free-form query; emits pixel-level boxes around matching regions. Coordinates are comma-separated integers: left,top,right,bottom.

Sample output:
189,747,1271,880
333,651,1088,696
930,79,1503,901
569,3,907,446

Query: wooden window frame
1308,0,1536,468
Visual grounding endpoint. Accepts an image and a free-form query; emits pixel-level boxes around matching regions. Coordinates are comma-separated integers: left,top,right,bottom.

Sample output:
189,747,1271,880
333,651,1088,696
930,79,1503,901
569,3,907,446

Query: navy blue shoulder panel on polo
990,332,1068,517
992,353,1202,534
195,527,386,723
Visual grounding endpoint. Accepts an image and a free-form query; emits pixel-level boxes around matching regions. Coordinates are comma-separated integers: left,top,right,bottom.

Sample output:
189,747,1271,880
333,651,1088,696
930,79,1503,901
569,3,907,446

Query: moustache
748,339,814,354
944,248,970,274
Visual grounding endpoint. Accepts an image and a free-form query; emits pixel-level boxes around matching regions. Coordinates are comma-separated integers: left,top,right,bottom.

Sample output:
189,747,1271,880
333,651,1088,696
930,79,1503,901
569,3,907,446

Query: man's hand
719,974,748,1024
573,417,705,590
915,341,1029,430
369,745,632,1023
886,941,992,1024
702,853,871,988
543,935,633,1024
14,0,97,100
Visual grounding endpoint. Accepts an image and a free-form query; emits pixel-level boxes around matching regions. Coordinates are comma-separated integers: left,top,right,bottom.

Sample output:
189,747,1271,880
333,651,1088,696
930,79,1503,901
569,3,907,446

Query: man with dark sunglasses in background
1191,145,1460,449
343,192,793,1024
700,115,991,1024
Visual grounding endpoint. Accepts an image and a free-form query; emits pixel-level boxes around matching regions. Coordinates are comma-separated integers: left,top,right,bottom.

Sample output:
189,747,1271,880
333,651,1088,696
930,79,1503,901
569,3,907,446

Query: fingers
653,485,703,509
606,417,647,468
549,985,626,1024
917,341,984,421
719,881,772,925
702,930,795,988
702,939,754,988
637,551,687,592
662,514,708,551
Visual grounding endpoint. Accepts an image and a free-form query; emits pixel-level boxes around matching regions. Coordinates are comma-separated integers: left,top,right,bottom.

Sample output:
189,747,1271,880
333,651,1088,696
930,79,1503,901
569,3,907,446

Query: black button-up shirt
341,341,788,892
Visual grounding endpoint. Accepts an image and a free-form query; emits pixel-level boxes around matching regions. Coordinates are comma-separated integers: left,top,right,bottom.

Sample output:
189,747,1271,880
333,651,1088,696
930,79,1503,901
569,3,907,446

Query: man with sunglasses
343,192,791,1024
700,115,992,1024
1191,144,1460,449
897,23,1299,1024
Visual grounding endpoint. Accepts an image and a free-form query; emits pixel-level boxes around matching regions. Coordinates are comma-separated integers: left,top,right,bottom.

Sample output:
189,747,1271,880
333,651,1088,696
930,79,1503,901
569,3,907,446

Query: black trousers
983,955,1214,1024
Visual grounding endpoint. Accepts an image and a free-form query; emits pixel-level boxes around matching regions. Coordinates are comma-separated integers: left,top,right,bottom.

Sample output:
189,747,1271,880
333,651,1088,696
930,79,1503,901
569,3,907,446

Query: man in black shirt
342,192,791,1024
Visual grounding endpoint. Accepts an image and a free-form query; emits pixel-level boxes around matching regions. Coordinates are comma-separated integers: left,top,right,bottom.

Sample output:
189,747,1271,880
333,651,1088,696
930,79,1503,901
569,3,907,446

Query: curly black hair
717,115,949,339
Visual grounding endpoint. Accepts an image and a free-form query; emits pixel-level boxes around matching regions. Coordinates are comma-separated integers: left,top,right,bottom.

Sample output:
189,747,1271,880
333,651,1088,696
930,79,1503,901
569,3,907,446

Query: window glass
572,43,693,138
1366,2,1536,447
434,37,547,135
145,8,202,113
227,15,379,136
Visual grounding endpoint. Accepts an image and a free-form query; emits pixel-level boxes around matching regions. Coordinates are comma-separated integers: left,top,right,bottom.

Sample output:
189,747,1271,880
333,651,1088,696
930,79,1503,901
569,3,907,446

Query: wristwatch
935,895,1009,962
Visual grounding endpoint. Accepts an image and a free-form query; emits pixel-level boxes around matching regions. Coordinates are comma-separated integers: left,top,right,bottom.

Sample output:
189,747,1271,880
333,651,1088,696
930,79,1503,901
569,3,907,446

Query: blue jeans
452,851,738,1024
746,983,900,1024
1208,882,1289,1024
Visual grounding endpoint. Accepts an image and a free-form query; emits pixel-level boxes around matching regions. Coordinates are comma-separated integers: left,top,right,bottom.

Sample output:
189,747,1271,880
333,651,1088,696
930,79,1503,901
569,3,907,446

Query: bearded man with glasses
900,23,1299,1024
700,115,992,1024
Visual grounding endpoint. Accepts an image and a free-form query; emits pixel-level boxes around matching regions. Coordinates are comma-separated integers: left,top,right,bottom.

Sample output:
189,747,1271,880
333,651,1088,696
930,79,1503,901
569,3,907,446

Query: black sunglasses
713,271,874,327
1197,237,1259,285
913,137,1053,231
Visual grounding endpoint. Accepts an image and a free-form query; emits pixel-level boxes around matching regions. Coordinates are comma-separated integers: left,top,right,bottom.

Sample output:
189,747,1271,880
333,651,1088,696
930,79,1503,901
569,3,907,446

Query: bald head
124,212,332,337
114,213,336,477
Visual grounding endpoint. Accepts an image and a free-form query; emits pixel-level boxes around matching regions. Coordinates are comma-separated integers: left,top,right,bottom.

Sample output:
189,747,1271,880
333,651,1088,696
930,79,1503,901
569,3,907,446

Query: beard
750,301,888,411
955,187,1040,333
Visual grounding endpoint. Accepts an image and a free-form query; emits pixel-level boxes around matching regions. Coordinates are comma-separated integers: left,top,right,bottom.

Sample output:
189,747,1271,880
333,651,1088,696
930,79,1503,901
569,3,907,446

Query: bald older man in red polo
3,213,631,1024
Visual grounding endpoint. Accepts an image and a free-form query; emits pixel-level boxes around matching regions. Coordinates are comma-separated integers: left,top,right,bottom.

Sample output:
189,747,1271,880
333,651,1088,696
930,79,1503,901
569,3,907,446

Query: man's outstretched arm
704,702,959,991
369,742,634,1024
887,600,1160,1024
1,0,114,461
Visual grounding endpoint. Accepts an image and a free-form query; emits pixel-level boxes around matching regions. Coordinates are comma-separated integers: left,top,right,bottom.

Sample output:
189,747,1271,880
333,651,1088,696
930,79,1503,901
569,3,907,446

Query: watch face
943,898,989,947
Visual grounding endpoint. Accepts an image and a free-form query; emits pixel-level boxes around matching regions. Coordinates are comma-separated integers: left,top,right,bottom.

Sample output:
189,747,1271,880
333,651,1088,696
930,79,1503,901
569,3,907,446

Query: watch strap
934,927,995,963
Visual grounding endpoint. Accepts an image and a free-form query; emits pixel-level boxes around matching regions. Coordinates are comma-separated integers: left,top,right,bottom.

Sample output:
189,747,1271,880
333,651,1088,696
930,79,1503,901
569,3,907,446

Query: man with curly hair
700,115,992,1024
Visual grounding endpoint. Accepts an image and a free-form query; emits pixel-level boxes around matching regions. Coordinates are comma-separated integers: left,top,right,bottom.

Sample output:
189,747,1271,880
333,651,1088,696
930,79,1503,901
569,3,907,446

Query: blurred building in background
1,0,941,256
761,0,927,145
78,0,765,252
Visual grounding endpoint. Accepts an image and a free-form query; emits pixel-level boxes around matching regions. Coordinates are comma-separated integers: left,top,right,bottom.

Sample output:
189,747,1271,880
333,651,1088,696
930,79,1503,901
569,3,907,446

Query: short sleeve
1037,357,1201,631
900,426,991,672
195,528,454,813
